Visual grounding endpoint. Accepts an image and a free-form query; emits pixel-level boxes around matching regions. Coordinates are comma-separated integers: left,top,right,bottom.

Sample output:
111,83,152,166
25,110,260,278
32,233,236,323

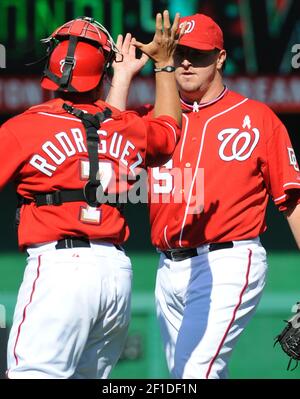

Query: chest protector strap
62,102,112,207
18,103,124,209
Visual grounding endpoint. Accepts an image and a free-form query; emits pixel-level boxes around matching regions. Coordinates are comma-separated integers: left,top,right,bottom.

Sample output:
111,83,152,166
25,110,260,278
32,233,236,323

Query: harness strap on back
16,104,123,215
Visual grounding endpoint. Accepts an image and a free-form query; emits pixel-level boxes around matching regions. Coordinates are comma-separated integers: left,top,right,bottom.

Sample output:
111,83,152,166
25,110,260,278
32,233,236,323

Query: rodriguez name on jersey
29,126,143,177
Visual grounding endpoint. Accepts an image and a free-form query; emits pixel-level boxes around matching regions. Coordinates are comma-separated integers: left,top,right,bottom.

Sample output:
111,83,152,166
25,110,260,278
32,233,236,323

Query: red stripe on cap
13,255,42,366
205,249,252,379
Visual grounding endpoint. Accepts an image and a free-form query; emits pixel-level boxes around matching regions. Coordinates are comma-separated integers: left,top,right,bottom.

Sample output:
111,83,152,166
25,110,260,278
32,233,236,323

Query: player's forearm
285,202,300,249
106,75,132,111
154,66,182,127
134,11,182,126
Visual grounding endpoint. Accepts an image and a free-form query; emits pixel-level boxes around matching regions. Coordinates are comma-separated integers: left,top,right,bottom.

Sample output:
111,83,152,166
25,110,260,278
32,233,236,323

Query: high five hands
133,10,185,67
113,10,185,76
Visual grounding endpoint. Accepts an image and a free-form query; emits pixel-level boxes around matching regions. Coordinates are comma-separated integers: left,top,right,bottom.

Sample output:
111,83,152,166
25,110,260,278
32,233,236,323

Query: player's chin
177,80,200,94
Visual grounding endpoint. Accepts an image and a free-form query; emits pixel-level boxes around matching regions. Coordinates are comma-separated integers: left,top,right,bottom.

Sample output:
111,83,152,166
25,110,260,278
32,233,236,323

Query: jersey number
80,160,113,224
152,159,173,194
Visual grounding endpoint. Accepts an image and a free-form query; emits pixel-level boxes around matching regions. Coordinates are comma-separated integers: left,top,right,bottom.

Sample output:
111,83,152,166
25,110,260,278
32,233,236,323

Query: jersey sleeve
144,115,180,167
263,115,300,212
135,103,154,118
0,123,24,190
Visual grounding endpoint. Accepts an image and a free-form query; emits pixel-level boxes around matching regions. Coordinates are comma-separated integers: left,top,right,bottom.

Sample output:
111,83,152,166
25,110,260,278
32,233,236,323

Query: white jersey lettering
130,152,143,176
71,128,86,152
98,130,108,154
29,154,57,176
30,128,143,177
55,132,76,156
120,140,135,167
109,132,122,158
42,141,66,165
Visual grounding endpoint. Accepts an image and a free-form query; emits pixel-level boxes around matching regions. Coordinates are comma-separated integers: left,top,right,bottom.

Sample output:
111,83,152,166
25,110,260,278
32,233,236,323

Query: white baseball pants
7,241,132,379
155,238,267,379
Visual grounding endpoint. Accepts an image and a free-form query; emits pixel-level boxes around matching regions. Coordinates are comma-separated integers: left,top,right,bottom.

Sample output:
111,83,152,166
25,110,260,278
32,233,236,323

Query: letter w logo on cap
180,20,195,34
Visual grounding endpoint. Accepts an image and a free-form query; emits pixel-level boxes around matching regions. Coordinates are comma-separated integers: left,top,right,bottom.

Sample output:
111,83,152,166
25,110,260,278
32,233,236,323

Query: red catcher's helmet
40,17,119,92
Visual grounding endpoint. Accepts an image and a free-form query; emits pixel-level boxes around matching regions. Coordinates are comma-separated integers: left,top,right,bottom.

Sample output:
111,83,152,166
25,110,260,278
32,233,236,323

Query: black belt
19,190,122,209
55,237,123,251
163,242,234,262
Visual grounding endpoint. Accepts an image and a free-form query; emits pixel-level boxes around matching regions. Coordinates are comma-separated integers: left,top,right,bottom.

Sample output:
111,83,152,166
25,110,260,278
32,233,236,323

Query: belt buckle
164,248,197,262
45,191,62,206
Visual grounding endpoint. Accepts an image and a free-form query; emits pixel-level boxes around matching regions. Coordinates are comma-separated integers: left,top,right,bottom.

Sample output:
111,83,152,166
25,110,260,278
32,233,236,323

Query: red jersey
0,98,180,249
148,89,300,250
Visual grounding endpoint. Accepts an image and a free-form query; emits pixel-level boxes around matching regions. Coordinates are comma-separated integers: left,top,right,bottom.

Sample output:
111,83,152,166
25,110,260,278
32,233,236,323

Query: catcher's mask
40,16,120,92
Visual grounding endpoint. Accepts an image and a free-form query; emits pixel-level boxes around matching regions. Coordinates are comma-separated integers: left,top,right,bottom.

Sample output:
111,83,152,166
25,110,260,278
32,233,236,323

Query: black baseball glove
274,302,300,370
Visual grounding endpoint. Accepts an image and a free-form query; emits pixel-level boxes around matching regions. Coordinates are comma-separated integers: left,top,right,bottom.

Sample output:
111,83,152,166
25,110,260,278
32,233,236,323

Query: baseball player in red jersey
107,13,300,378
0,12,184,378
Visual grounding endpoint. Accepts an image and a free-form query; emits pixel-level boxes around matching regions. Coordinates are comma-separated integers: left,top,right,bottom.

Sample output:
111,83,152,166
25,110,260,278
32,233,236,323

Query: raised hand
113,33,149,79
106,9,185,117
132,10,185,67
